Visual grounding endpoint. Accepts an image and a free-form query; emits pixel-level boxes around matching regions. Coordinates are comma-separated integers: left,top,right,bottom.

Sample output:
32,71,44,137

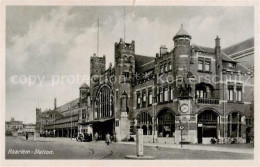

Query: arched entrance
157,109,175,137
197,110,219,144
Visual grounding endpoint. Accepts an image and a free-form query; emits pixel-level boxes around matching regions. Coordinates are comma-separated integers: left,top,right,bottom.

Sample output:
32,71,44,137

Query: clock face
180,104,189,113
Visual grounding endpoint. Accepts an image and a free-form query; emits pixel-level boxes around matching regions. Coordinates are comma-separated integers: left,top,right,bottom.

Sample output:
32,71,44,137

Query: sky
6,6,254,123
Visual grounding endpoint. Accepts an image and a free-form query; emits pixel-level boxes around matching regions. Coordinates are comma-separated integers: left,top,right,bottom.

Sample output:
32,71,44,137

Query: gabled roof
192,43,250,72
192,44,215,54
55,98,79,113
222,37,254,55
135,54,155,73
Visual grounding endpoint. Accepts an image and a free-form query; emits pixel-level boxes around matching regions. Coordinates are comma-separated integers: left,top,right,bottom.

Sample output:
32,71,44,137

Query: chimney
215,36,221,55
160,45,168,56
54,98,57,110
11,117,14,122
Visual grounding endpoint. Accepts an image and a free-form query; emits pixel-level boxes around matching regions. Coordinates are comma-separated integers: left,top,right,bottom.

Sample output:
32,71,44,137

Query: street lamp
71,108,72,140
54,114,56,138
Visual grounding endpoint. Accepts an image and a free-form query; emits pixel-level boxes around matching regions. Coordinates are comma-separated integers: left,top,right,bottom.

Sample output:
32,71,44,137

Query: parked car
76,133,92,142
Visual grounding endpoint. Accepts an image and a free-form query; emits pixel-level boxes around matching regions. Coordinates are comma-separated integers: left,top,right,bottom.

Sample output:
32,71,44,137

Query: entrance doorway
93,119,114,140
157,109,175,137
197,110,218,143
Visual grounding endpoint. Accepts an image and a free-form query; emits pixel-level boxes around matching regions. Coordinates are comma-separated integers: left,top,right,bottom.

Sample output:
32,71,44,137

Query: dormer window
227,62,236,68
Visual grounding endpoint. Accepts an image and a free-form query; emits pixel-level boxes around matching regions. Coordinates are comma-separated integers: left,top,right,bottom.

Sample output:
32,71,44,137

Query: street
5,136,253,159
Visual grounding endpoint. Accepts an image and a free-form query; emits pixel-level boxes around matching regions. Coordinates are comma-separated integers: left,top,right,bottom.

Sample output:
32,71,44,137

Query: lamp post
54,114,56,138
71,109,72,140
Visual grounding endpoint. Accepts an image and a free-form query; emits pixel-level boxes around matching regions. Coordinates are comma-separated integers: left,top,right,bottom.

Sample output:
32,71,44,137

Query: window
142,90,146,107
96,85,112,118
198,57,211,72
82,109,86,119
122,72,129,78
148,89,153,105
168,62,172,70
115,120,120,127
164,87,169,102
137,112,153,135
205,59,211,72
198,59,203,71
160,64,164,74
116,90,119,100
137,91,141,108
169,86,173,101
237,86,242,102
164,63,168,72
159,88,163,103
228,85,234,101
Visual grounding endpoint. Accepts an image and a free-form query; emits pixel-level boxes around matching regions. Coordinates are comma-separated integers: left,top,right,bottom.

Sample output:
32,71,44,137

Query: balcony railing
196,98,219,104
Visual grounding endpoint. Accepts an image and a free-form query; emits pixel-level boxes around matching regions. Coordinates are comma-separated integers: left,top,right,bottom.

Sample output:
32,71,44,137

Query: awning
87,117,115,124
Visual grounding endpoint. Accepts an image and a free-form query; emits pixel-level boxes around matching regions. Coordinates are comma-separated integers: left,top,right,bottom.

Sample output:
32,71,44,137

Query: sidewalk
19,136,254,154
117,141,254,154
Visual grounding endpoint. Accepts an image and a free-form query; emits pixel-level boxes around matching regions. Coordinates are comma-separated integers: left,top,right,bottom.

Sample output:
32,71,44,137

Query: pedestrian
105,132,111,145
95,132,98,142
25,133,28,140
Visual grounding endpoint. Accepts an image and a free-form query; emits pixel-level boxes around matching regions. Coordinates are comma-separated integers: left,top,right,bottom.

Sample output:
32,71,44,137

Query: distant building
5,117,23,132
23,123,36,134
36,99,78,137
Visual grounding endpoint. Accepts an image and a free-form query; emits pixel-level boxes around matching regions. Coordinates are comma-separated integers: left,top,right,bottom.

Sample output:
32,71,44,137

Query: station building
38,25,254,144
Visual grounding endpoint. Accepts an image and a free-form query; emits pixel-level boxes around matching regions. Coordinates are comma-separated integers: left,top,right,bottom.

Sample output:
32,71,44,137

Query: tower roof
174,24,191,39
79,82,89,89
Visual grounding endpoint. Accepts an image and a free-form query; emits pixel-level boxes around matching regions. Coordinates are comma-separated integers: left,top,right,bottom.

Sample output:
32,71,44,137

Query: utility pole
97,18,99,57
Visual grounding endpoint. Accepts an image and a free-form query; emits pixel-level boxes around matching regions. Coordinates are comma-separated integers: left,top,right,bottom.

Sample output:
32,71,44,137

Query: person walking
95,132,99,142
25,133,28,140
105,132,111,145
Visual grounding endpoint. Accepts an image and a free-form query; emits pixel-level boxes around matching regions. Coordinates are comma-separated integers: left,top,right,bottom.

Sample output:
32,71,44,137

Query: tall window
82,109,86,119
198,57,211,72
159,88,163,103
137,112,153,135
116,90,119,100
205,59,211,72
228,85,234,101
164,87,169,102
227,112,242,137
142,90,146,107
96,85,113,118
169,86,173,101
164,63,168,72
168,62,172,71
136,91,141,108
236,86,242,102
148,89,153,105
198,58,203,71
160,64,164,74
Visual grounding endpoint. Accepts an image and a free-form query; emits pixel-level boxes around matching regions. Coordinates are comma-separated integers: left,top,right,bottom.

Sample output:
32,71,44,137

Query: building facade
39,25,254,144
5,117,23,132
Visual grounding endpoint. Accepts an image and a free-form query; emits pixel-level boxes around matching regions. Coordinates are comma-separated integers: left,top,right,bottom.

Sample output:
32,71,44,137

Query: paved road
5,136,253,159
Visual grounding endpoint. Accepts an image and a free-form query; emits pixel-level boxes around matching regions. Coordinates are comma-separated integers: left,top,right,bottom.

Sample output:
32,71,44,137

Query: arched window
195,83,214,99
137,112,153,135
95,85,113,119
227,112,242,137
157,109,175,137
